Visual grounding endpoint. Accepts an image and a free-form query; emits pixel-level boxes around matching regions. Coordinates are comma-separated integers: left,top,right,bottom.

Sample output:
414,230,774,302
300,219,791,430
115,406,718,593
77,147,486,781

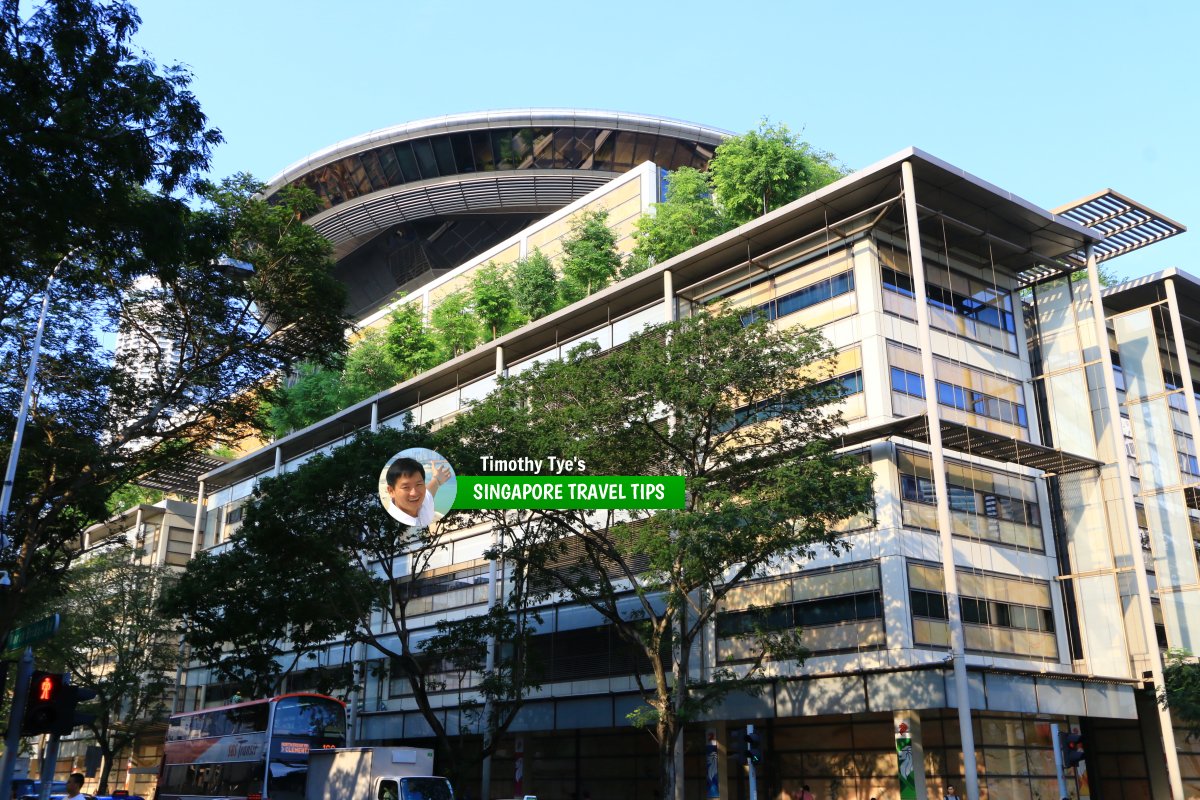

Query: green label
454,476,686,510
896,736,916,800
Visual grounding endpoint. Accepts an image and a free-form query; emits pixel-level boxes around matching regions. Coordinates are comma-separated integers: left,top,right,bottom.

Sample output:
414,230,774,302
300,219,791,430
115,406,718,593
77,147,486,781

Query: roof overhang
836,415,1102,476
1054,189,1186,266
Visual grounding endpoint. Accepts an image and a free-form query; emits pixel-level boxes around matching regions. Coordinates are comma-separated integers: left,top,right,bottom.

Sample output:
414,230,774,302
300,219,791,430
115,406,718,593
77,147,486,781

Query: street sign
4,615,60,652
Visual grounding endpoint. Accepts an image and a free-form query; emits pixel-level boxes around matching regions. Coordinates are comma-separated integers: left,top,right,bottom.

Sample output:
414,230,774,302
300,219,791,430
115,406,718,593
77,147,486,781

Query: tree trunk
97,747,114,794
658,717,677,800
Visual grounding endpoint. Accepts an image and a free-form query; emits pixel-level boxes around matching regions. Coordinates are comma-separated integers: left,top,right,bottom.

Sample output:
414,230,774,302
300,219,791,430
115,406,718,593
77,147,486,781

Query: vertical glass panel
394,142,420,182
1114,309,1167,401
1047,371,1097,457
377,146,404,185
450,133,476,173
359,150,388,192
491,129,516,169
471,132,495,171
1056,472,1113,573
1143,491,1200,587
412,139,439,179
432,136,457,176
1076,574,1131,677
1159,589,1200,652
1129,397,1183,489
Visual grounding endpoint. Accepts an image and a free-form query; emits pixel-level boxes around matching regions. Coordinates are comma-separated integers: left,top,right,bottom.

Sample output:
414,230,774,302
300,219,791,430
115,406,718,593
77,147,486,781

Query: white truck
304,747,454,800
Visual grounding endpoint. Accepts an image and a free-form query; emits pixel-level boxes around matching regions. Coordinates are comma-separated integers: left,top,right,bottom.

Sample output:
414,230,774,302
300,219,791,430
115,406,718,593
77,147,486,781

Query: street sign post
4,614,60,652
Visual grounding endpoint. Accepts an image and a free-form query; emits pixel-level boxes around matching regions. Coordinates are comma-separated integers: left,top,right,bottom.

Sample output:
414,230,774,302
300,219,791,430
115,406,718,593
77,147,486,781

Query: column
900,160,980,800
894,711,926,800
188,480,205,558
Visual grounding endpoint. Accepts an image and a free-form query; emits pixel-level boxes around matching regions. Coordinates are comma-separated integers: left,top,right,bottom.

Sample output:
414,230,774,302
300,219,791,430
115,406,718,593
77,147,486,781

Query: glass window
450,133,475,173
412,139,438,179
432,137,457,176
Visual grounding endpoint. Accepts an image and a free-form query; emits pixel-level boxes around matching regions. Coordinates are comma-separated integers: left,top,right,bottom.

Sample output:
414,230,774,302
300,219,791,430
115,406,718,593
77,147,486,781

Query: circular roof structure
266,109,728,319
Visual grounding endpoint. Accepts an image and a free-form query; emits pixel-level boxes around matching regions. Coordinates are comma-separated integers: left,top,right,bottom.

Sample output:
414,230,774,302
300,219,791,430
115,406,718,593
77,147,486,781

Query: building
264,110,726,322
176,123,1198,799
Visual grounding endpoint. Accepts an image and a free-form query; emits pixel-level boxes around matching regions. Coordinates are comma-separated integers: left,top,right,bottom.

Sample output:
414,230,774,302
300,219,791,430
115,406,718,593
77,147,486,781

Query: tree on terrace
430,291,482,360
558,210,622,305
709,120,845,226
510,250,560,321
471,261,519,341
0,0,349,644
440,307,875,800
163,427,542,787
625,167,732,277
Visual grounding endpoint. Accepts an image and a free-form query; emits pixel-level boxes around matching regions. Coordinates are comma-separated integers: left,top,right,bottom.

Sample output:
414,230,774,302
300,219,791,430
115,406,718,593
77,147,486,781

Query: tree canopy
440,307,875,800
164,427,541,786
627,167,733,275
511,250,560,321
0,0,349,644
558,210,622,305
709,120,845,226
36,549,180,793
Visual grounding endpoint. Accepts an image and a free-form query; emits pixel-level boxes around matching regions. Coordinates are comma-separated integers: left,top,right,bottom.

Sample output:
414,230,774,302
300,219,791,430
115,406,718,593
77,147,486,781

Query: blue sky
129,0,1198,282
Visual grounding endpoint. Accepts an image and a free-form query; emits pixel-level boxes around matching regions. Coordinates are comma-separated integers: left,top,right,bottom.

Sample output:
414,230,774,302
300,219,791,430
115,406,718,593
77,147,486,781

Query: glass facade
283,127,715,216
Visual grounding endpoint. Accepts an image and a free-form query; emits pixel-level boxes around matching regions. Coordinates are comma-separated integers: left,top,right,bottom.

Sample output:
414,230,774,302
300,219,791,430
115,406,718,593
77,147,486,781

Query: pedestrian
64,774,86,800
944,786,958,800
798,785,815,800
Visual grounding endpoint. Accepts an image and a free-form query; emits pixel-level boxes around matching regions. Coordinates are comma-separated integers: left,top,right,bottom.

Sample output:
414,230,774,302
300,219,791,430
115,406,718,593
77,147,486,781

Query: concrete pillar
900,160,980,800
188,480,205,558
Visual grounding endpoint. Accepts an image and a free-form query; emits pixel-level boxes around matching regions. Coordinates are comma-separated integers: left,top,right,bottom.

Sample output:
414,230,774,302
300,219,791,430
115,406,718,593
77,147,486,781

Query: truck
304,747,453,800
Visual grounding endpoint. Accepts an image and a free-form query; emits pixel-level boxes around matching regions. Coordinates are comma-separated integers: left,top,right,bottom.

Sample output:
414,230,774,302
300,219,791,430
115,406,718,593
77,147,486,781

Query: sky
127,0,1199,283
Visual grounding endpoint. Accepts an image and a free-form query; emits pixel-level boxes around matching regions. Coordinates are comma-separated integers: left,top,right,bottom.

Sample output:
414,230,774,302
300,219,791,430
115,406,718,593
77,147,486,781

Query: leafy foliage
627,167,733,276
709,120,845,226
430,291,482,360
471,261,519,340
386,300,440,378
559,210,622,305
511,250,560,321
1161,648,1200,740
37,549,180,793
164,428,541,782
440,307,875,800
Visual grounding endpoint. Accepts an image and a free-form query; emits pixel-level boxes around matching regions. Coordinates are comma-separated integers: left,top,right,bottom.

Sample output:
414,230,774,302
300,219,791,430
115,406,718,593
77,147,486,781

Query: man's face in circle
388,472,427,514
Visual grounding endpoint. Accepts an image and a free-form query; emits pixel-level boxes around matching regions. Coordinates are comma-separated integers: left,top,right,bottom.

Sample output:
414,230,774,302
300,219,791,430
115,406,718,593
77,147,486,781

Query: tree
37,549,180,793
0,168,349,643
430,291,482,360
441,308,875,800
511,250,559,321
1161,648,1200,740
709,120,845,226
263,363,346,437
386,298,441,378
558,210,622,305
626,167,732,276
471,262,518,341
342,326,407,401
163,428,542,786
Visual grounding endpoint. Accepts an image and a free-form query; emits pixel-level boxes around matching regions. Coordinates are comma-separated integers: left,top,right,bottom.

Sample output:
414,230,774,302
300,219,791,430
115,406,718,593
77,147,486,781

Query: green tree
384,300,440,380
471,261,518,340
1,171,347,643
164,428,542,786
709,120,845,226
38,549,180,793
511,249,560,321
558,210,622,305
430,291,482,360
1161,648,1200,740
441,307,875,800
626,167,732,277
263,363,346,437
342,326,406,401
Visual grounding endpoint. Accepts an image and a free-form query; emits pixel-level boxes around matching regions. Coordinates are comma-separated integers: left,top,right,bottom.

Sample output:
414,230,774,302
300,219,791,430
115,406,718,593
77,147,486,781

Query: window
741,270,855,325
890,367,925,398
724,370,864,431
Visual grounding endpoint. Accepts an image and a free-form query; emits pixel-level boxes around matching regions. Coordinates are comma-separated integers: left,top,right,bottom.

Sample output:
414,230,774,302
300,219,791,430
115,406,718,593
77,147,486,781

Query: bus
158,694,346,800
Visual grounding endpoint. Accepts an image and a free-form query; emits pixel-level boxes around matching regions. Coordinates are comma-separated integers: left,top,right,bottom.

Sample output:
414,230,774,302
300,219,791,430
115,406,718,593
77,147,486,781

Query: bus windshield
266,696,347,800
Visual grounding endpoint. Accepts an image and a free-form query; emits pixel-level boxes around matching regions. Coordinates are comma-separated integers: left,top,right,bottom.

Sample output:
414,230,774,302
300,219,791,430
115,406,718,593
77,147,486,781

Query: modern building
264,110,726,322
170,117,1200,800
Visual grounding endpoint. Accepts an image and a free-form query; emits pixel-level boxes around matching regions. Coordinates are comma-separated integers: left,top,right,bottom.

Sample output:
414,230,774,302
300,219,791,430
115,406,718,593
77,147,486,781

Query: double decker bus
159,694,346,800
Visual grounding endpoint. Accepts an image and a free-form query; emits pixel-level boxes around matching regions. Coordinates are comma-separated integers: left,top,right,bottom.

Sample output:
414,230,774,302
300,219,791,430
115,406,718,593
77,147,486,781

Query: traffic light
1059,730,1085,770
20,672,97,736
744,727,762,764
22,671,65,735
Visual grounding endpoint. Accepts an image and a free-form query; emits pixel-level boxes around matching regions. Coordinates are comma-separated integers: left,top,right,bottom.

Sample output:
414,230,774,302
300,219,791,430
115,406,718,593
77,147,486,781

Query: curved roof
263,110,729,252
266,109,729,191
